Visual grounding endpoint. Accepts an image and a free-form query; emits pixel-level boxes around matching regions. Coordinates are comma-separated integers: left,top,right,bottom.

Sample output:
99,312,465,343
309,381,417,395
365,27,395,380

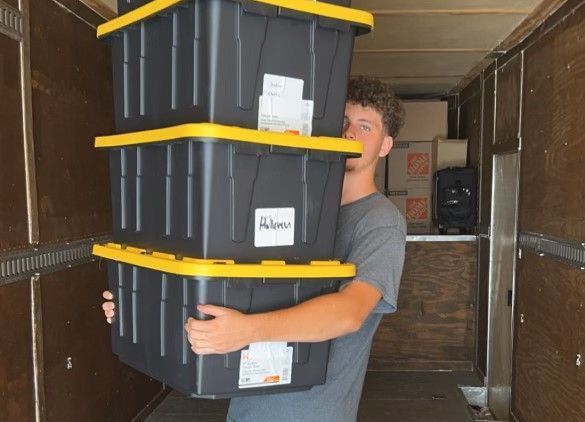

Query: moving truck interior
1,0,583,421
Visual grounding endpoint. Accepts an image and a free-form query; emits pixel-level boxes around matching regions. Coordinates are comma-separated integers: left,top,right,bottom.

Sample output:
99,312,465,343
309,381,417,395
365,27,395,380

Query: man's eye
360,125,371,132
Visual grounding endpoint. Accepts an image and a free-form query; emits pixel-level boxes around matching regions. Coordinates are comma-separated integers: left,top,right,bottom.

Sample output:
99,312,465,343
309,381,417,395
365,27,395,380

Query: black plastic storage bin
97,0,373,135
117,0,354,16
94,242,355,398
95,123,362,262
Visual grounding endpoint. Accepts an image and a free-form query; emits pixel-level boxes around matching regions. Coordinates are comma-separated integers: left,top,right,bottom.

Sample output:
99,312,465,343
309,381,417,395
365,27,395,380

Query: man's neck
340,170,378,206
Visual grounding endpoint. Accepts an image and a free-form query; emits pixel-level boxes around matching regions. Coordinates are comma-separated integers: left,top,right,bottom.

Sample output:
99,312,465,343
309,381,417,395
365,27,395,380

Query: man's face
342,102,393,173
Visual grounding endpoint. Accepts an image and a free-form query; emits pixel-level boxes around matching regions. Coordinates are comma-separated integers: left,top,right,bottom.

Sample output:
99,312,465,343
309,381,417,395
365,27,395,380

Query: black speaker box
433,167,477,234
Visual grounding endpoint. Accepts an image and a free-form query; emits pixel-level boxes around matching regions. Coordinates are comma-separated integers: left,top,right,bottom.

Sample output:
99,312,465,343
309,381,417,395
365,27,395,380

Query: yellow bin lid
97,0,374,38
95,123,363,156
93,243,356,278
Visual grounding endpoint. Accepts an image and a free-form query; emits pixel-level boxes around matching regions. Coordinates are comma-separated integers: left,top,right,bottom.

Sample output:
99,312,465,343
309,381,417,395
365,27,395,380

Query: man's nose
343,124,356,140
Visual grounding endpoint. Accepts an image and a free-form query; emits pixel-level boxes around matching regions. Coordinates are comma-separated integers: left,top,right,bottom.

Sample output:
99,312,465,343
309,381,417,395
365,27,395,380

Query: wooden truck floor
146,371,484,422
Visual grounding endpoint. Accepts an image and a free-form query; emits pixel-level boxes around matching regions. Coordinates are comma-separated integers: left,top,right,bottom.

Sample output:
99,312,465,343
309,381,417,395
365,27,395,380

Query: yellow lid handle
97,0,373,38
95,123,362,156
93,243,356,278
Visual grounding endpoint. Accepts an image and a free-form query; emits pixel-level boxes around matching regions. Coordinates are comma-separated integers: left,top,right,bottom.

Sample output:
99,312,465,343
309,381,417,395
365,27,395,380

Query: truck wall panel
459,78,482,170
0,35,28,252
475,237,489,378
495,54,522,145
446,94,459,139
459,77,481,106
31,0,113,244
512,4,585,419
0,280,35,421
513,253,585,422
519,3,585,242
370,241,476,370
480,73,495,229
41,261,163,422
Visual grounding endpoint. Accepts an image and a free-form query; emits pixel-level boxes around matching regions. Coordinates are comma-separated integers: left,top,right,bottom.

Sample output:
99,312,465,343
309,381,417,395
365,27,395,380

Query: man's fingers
106,317,113,324
197,304,227,317
191,345,215,355
102,302,115,311
102,290,114,300
186,329,208,342
185,318,212,333
187,337,211,349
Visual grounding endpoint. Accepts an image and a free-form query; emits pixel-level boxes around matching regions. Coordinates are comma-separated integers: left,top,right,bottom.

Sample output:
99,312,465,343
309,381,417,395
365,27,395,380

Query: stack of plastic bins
94,124,362,263
96,0,373,134
93,242,355,398
94,0,372,398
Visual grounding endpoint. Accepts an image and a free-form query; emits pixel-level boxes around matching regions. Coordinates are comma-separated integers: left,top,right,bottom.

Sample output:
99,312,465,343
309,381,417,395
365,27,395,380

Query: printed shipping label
258,97,313,136
254,208,295,247
406,197,428,221
239,342,293,389
257,74,314,136
406,152,430,179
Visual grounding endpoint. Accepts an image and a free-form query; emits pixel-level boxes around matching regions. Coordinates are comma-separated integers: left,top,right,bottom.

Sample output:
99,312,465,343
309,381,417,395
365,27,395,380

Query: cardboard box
387,141,433,190
433,137,468,173
396,101,448,142
388,188,432,234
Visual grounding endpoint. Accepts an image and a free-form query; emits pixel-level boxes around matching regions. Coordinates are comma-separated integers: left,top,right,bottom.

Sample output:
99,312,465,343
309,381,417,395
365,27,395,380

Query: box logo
406,197,428,221
407,152,430,178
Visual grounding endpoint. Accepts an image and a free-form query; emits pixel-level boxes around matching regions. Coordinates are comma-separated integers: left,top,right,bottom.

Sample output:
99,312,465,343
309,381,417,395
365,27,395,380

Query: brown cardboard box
387,141,433,190
432,137,468,173
388,188,432,234
376,137,462,195
396,101,448,142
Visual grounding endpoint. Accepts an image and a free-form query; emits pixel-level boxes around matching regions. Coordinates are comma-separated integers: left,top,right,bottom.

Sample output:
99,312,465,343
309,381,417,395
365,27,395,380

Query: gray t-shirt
227,192,406,422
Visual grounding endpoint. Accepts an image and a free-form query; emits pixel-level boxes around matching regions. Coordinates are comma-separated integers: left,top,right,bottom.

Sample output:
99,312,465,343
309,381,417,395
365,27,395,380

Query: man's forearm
247,282,381,344
185,281,382,355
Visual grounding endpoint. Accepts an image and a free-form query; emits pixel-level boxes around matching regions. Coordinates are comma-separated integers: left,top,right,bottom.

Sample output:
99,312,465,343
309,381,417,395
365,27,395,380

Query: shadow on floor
145,371,483,422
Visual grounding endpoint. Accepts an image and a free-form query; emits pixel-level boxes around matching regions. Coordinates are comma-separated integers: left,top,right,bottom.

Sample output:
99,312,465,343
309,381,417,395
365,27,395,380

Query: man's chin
345,158,359,172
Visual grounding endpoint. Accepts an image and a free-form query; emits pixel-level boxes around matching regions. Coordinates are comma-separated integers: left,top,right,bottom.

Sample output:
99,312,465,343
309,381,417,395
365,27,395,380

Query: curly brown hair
346,76,405,138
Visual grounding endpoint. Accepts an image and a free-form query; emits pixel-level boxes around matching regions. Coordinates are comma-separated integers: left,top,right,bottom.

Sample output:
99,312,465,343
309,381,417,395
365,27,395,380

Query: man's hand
102,290,115,324
185,305,257,355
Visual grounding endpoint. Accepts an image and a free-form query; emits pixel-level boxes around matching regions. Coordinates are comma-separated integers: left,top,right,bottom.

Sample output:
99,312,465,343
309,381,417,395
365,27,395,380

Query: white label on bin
258,74,314,136
254,207,295,247
238,342,293,389
263,74,303,101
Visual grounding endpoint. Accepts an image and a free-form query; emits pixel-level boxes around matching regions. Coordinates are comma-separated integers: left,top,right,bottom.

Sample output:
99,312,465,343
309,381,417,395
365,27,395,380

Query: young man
102,76,406,422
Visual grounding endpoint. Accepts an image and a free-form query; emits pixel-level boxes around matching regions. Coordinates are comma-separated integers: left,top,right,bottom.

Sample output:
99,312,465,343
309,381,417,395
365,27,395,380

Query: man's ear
379,135,393,158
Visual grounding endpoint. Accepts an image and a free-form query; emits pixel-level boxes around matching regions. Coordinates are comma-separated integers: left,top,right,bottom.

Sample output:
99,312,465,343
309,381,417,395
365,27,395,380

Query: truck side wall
0,0,165,420
458,0,585,418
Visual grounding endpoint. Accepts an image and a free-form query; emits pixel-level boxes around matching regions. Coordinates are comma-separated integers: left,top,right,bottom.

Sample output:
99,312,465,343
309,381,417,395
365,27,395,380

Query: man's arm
185,281,381,355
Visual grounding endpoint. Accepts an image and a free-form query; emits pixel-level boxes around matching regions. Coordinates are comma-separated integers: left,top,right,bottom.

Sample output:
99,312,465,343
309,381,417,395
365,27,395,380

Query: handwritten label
254,208,295,247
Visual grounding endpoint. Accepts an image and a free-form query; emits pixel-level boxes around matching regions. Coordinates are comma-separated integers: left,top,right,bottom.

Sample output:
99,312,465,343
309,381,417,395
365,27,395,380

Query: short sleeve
342,225,406,314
